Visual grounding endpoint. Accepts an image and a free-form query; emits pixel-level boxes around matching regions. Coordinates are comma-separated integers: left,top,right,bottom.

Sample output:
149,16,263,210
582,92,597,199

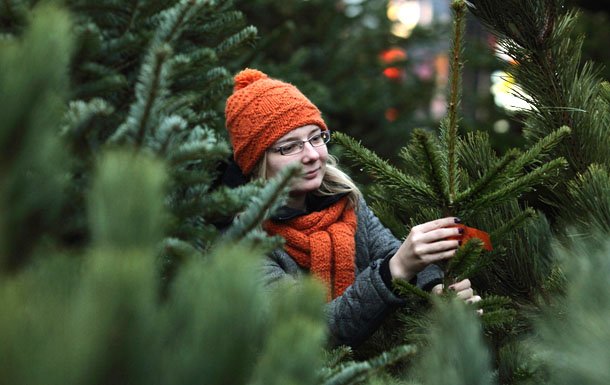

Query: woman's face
265,124,328,199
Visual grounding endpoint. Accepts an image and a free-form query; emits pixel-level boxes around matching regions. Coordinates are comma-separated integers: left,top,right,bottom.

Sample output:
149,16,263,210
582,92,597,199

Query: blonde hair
252,153,362,208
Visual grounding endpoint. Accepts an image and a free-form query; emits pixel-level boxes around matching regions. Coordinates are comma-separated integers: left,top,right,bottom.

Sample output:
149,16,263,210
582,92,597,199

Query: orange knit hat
224,68,328,175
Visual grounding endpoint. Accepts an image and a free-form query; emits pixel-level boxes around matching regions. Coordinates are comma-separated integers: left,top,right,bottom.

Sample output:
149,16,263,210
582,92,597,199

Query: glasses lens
276,131,330,155
310,131,331,147
280,141,302,155
322,130,331,143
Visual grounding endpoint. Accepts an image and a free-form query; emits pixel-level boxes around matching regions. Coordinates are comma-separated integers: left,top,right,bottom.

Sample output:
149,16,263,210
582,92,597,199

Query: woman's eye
309,134,323,144
280,143,297,153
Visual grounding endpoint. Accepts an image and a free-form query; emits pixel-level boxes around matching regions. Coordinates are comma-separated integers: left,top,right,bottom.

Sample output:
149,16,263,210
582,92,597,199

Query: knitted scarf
264,197,357,300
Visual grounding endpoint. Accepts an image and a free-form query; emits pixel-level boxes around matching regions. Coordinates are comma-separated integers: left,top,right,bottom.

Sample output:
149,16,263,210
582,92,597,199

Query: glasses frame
269,130,332,156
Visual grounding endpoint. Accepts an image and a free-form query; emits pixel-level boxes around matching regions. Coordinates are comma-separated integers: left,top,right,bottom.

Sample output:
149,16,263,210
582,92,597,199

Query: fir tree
0,3,331,385
1,0,295,276
466,0,610,233
331,1,610,384
334,0,567,321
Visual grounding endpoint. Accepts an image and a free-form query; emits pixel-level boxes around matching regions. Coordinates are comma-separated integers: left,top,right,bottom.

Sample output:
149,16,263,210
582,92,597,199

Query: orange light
385,107,399,122
383,67,402,79
380,48,407,64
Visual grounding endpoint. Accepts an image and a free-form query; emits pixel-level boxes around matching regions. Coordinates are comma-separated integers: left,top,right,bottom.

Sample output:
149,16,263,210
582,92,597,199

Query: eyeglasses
269,130,331,156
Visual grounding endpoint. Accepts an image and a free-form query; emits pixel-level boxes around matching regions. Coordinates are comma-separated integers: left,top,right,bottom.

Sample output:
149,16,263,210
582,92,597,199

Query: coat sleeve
260,199,443,348
324,199,443,347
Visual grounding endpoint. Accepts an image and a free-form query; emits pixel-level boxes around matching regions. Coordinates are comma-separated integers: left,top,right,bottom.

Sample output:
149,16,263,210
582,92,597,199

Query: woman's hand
389,217,462,281
432,279,483,314
432,279,481,303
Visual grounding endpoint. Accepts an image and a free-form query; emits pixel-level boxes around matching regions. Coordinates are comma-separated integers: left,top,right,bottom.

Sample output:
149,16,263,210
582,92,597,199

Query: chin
292,177,323,195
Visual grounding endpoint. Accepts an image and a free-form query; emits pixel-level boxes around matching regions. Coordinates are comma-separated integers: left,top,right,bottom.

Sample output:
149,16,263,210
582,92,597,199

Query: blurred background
230,0,609,163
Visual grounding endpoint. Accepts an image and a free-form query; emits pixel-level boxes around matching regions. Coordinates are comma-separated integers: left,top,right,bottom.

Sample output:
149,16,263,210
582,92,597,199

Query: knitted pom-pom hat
225,68,328,175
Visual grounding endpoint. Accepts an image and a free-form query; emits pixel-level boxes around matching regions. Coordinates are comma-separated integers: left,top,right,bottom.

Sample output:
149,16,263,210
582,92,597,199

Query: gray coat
261,198,443,347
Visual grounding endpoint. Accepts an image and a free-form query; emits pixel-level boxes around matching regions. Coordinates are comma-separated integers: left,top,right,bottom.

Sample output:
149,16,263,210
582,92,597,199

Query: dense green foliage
0,0,608,384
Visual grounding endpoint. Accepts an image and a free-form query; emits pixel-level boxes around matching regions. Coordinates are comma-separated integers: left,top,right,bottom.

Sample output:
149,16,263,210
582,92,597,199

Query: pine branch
415,298,494,385
446,238,484,282
462,157,567,213
319,344,418,385
535,238,610,385
469,1,609,174
511,125,571,170
413,129,450,208
109,0,223,147
88,151,167,251
162,237,202,264
323,346,354,370
61,98,115,138
169,137,230,165
454,149,519,207
333,132,438,206
215,25,258,58
480,308,518,331
393,278,431,301
446,0,467,202
490,207,537,242
220,164,300,244
369,201,408,239
109,43,172,145
565,164,610,233
198,10,245,34
601,81,610,105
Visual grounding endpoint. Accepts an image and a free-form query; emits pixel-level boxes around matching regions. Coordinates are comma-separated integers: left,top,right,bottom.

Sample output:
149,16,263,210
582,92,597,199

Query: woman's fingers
416,239,460,255
416,227,463,244
456,288,474,300
431,284,443,295
414,217,461,233
466,295,482,304
448,278,471,292
423,248,457,263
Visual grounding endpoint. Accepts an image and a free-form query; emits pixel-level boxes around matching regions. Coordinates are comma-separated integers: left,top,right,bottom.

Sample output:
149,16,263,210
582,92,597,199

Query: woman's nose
301,141,320,161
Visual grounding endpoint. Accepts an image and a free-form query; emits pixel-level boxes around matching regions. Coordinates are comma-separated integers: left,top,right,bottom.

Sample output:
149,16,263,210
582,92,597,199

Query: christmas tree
333,0,610,383
0,1,329,384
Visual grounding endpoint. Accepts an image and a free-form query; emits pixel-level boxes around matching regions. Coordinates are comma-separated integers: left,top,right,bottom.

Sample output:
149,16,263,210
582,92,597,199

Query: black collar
271,192,349,221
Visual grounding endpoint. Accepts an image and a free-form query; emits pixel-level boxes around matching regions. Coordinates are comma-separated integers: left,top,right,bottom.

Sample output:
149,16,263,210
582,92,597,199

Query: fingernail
454,217,462,223
458,240,462,246
458,228,464,234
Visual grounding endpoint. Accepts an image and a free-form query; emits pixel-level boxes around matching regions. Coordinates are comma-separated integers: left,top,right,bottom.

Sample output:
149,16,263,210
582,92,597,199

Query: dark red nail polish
454,217,462,223
458,228,464,234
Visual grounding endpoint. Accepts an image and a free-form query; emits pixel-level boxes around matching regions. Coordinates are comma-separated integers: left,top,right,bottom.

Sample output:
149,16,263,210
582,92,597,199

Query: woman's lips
303,168,319,179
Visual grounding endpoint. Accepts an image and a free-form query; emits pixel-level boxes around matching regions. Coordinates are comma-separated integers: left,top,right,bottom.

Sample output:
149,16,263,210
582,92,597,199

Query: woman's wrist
389,255,416,282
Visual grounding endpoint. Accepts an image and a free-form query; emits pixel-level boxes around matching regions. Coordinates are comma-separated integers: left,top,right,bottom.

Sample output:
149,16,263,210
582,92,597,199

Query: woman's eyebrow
275,128,321,145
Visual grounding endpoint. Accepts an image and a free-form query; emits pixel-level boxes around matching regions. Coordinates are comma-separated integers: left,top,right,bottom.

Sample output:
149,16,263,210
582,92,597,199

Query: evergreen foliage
333,1,567,302
1,0,610,384
466,0,610,230
0,2,330,385
533,237,610,385
0,4,73,272
332,0,610,383
1,0,287,272
412,298,494,385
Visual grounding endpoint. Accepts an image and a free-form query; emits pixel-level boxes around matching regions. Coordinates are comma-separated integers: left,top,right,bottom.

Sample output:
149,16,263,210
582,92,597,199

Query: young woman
223,68,480,347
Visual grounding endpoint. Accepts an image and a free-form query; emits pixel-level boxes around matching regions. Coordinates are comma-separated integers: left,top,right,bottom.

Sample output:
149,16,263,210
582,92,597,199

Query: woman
224,68,480,347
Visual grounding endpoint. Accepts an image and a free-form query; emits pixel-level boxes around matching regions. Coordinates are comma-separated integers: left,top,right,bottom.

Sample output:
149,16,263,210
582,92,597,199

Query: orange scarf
264,197,357,300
